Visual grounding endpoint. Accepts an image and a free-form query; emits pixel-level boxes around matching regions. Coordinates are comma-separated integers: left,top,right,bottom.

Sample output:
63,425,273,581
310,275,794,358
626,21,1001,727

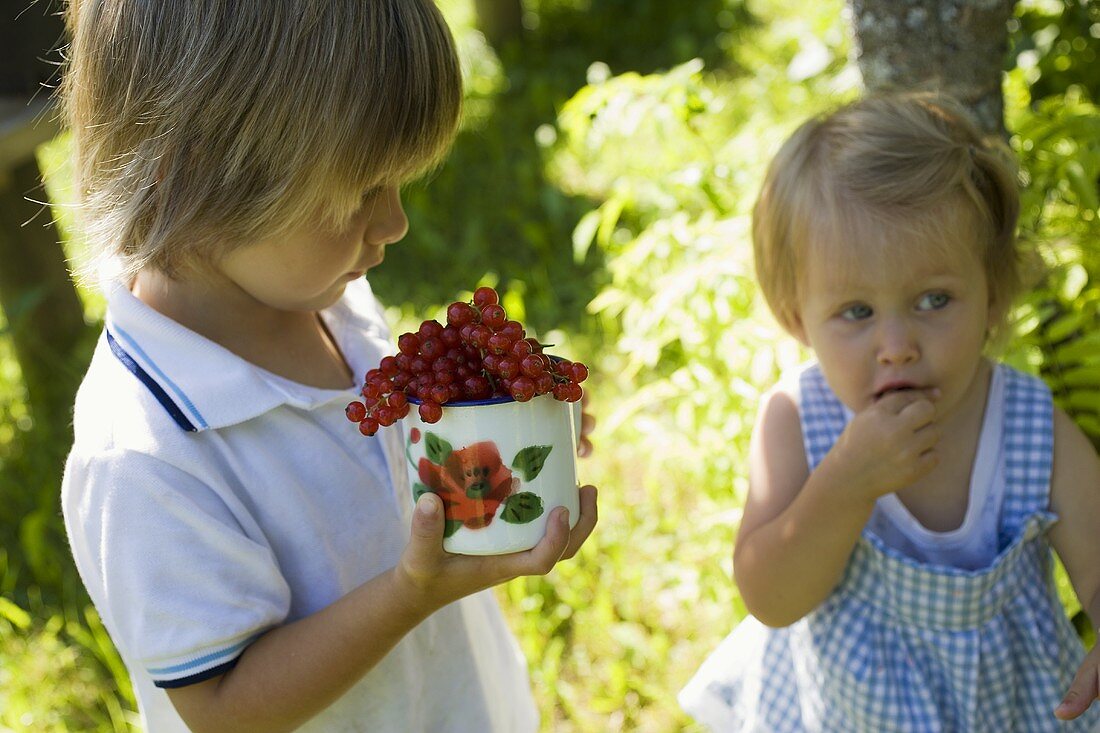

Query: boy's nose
876,318,919,365
367,187,409,245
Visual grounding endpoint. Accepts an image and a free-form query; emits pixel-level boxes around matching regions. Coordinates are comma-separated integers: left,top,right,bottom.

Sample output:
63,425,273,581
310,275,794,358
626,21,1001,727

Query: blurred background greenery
3,0,1100,730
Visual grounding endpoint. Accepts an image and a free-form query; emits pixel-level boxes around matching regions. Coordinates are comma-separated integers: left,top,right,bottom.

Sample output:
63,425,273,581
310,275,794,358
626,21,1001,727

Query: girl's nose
876,317,919,365
366,186,409,245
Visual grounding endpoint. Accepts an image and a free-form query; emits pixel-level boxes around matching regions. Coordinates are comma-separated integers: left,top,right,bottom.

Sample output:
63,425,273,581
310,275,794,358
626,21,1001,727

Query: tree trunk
847,0,1018,137
0,155,92,435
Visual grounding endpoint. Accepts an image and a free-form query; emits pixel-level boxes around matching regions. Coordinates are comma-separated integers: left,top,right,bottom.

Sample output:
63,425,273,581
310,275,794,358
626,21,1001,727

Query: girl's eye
917,292,950,311
841,304,873,321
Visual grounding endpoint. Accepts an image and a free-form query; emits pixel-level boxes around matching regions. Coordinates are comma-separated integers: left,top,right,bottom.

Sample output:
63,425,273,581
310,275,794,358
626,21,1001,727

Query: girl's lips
873,382,921,401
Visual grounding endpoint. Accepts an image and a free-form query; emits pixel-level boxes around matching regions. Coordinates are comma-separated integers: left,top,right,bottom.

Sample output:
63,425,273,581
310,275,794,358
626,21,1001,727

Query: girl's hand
394,486,598,613
821,390,940,505
1056,638,1100,720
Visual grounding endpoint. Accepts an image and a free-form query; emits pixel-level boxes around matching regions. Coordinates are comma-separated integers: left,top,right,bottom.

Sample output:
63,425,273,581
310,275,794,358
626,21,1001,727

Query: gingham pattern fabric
680,363,1099,732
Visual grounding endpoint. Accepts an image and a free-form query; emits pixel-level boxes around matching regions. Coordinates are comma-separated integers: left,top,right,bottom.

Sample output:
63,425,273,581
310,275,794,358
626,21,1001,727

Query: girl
58,2,597,731
680,93,1100,731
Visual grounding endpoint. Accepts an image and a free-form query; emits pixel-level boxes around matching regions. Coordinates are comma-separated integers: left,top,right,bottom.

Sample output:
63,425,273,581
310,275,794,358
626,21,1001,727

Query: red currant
480,304,507,330
418,401,443,423
440,325,461,346
358,417,379,436
473,286,499,307
397,333,420,355
535,372,555,394
379,355,399,376
374,406,397,427
510,339,532,359
487,332,513,355
510,377,536,402
420,336,445,361
429,384,450,404
520,354,545,379
345,401,367,422
418,319,444,339
500,320,524,341
497,357,520,380
446,302,479,327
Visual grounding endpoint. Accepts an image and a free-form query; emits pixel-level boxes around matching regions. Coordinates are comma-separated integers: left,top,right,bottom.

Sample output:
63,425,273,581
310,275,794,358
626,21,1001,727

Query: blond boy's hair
61,0,462,281
752,92,1022,339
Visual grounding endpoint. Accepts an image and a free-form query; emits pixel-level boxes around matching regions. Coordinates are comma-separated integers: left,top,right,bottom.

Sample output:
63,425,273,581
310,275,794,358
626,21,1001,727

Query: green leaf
0,597,31,629
412,483,433,502
511,445,553,481
425,433,452,465
500,492,544,524
443,520,464,538
1066,160,1099,212
573,209,601,264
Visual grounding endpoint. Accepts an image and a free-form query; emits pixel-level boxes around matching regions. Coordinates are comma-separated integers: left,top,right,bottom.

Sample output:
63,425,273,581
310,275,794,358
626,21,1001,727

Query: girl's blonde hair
752,92,1022,340
61,0,462,281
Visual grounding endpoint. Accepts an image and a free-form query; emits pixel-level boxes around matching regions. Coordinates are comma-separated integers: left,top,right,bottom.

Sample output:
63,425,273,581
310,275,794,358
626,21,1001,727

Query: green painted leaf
412,483,432,502
425,432,452,465
500,492,544,524
511,445,553,481
443,520,463,538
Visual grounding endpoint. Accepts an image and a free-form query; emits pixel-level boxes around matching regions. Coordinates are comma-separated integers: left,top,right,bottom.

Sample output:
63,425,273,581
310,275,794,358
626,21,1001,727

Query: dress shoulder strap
998,365,1054,542
797,364,848,472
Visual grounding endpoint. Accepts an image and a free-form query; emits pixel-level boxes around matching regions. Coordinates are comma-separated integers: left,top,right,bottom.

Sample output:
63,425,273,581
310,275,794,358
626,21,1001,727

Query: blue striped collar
103,281,372,432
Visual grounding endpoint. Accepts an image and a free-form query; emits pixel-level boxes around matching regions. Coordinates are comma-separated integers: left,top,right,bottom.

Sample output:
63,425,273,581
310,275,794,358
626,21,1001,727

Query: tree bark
0,155,91,436
847,0,1018,137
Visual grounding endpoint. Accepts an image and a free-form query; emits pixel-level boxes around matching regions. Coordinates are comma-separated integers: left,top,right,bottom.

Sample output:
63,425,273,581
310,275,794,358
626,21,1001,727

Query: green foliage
1003,52,1100,448
369,0,751,335
1011,0,1100,104
0,549,137,731
6,0,1100,730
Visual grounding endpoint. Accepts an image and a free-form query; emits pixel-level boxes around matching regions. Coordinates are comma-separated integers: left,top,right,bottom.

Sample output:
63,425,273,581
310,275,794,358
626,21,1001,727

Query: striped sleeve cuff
148,634,257,688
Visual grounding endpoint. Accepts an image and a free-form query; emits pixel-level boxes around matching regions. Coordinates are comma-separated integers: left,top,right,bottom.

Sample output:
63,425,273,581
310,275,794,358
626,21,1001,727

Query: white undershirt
864,364,1006,570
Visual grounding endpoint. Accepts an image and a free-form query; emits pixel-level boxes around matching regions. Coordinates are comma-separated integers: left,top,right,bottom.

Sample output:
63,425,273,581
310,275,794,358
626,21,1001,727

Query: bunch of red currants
346,286,588,435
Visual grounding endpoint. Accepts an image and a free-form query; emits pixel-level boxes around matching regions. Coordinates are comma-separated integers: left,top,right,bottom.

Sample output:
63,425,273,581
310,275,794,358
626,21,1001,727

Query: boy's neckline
130,269,356,391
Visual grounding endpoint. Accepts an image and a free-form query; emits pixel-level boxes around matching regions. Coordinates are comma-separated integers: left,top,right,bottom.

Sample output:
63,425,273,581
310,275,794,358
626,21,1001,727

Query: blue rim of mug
406,393,519,407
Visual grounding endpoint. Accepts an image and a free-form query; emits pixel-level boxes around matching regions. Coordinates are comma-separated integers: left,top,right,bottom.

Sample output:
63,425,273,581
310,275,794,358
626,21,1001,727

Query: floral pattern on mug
411,433,549,537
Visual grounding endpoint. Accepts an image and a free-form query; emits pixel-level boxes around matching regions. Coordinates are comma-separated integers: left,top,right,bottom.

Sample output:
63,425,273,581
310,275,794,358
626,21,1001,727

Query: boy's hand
395,485,598,614
578,393,595,458
1056,643,1100,720
821,390,940,505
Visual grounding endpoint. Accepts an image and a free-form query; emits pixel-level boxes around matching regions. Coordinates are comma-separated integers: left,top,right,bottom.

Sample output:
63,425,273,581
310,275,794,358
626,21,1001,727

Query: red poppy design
418,441,519,528
410,428,421,444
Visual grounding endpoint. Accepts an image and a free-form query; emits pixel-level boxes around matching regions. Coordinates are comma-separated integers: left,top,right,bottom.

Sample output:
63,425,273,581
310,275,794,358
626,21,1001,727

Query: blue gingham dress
680,363,1100,732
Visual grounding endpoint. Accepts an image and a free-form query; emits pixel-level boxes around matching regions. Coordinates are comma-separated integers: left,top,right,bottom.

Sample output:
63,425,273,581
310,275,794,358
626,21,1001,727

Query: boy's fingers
578,436,593,458
507,508,571,576
560,485,598,560
407,493,445,556
497,484,600,576
1055,666,1099,720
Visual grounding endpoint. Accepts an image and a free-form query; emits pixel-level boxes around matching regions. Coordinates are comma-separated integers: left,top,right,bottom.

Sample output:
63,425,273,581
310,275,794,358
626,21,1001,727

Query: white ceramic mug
403,392,580,555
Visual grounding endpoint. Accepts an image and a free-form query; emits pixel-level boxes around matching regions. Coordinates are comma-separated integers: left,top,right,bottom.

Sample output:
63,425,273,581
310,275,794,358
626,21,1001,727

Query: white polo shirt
61,278,537,732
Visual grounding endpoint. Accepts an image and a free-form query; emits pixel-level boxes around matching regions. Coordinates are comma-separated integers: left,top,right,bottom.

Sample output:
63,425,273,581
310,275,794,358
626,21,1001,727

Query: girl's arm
1047,408,1100,720
166,486,598,733
734,386,939,627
